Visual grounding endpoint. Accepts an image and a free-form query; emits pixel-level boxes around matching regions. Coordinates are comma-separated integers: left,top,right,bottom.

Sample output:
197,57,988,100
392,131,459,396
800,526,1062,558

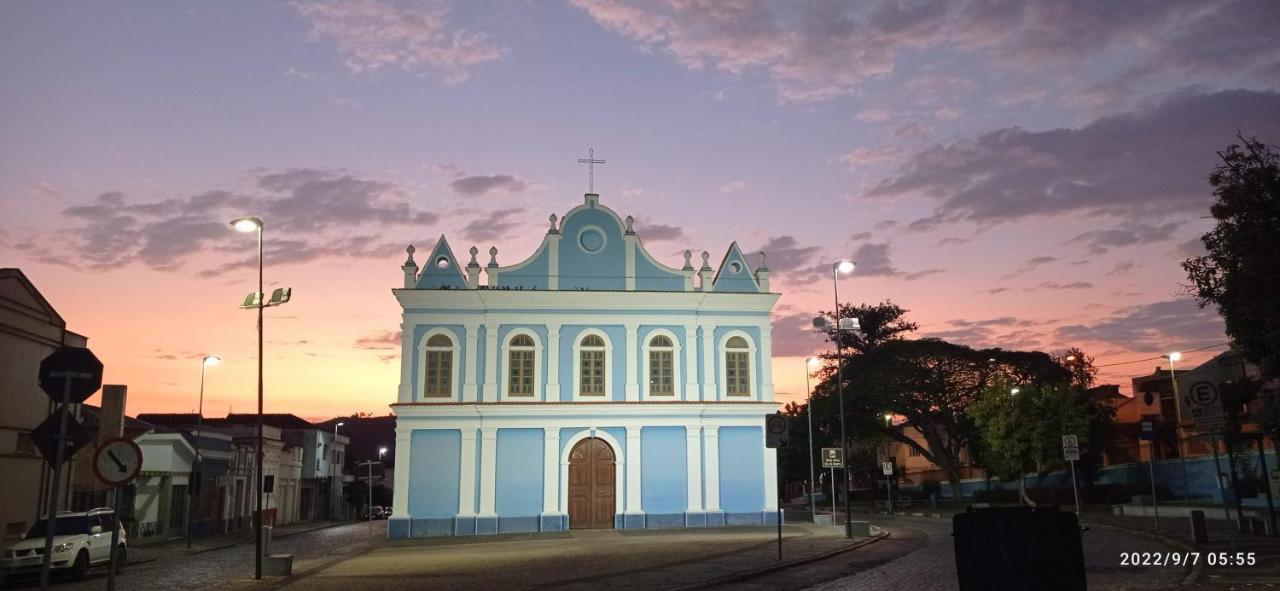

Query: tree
1183,136,1280,378
970,381,1090,506
1054,347,1098,388
838,339,1070,500
816,300,919,360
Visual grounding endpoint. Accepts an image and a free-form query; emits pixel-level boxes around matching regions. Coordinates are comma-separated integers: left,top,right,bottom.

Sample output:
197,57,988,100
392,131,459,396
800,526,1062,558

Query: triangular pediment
710,242,761,293
415,237,468,289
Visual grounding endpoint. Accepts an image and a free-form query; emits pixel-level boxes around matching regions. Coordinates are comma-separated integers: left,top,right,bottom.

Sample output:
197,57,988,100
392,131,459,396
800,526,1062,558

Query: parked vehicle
0,508,127,584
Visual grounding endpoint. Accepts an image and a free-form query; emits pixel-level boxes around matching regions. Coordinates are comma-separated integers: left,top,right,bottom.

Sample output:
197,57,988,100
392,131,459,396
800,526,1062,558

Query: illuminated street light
1168,351,1183,362
187,354,220,549
231,216,263,233
831,259,857,539
1010,387,1021,395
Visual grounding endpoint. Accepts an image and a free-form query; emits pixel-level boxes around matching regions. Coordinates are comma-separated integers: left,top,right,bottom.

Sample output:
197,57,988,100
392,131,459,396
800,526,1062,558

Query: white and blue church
388,192,780,538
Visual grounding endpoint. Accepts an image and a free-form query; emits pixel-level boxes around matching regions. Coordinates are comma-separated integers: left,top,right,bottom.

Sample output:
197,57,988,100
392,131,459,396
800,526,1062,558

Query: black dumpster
952,506,1085,591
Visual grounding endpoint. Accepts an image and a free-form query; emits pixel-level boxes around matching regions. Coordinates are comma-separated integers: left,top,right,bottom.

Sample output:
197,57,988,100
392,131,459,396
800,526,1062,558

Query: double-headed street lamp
230,216,292,580
812,260,858,538
187,355,220,549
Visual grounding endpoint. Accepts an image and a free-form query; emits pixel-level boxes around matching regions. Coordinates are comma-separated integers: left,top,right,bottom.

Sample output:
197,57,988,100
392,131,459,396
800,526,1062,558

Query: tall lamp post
187,355,220,549
230,216,266,580
333,422,345,521
368,447,387,534
1166,352,1192,499
832,260,856,538
804,356,820,520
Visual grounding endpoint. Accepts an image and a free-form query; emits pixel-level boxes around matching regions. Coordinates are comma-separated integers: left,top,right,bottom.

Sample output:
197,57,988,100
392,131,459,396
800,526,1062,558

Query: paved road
3,521,385,591
803,516,1188,591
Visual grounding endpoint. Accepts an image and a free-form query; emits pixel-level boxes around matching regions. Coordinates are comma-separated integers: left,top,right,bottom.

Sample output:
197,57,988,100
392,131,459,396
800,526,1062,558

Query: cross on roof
577,147,605,193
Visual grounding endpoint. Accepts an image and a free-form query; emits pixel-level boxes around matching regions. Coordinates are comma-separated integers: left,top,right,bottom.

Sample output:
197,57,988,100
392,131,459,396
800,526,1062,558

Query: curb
184,543,236,555
671,530,891,591
1081,521,1203,586
273,521,353,540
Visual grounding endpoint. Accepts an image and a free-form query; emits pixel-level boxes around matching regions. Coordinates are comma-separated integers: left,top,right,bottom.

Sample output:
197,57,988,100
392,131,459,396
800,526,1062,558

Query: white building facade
390,193,781,538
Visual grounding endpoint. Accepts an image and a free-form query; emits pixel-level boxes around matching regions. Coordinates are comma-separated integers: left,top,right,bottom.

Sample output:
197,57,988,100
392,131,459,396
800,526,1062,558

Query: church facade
388,193,780,539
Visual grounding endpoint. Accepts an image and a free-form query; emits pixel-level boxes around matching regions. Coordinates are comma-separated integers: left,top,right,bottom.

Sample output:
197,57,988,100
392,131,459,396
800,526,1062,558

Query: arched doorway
568,437,616,529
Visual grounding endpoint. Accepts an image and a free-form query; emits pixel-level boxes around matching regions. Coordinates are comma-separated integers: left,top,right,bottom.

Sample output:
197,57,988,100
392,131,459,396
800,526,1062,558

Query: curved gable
556,195,627,290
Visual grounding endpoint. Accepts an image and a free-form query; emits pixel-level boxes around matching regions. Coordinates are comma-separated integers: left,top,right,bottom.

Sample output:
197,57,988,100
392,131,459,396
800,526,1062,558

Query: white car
0,507,127,583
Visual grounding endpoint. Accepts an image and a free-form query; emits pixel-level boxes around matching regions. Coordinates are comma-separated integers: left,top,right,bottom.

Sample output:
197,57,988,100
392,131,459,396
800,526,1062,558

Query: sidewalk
129,520,357,563
1083,514,1280,588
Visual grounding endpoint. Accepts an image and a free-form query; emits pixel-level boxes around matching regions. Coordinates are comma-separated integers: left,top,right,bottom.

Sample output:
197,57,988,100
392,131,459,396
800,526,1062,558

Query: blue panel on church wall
633,253,685,291
558,208,626,290
498,244,550,290
408,430,461,518
623,514,645,529
405,308,768,317
476,516,498,535
410,325,467,400
496,429,543,516
640,427,686,514
388,517,411,539
718,427,764,512
411,518,456,537
684,512,707,527
455,515,477,536
498,516,541,534
706,511,726,527
725,512,765,526
644,514,686,529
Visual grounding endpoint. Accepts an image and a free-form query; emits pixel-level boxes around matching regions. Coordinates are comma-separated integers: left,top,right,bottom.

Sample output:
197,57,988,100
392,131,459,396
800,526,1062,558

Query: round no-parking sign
94,437,143,487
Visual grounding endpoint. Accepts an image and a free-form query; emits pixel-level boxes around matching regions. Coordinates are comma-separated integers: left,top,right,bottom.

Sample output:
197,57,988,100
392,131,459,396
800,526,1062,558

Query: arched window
508,334,535,397
724,336,751,397
423,333,454,398
647,335,674,396
579,334,606,397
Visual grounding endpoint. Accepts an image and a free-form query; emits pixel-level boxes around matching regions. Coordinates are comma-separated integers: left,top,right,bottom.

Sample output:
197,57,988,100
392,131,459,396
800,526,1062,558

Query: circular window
729,261,742,273
578,226,606,254
435,257,449,269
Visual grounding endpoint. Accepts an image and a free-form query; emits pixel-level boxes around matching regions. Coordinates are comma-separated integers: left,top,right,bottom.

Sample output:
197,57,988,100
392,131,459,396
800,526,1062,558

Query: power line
1093,342,1231,369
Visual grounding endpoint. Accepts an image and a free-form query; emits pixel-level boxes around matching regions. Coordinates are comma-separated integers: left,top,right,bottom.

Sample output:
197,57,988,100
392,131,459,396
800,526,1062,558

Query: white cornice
392,401,779,420
393,289,779,312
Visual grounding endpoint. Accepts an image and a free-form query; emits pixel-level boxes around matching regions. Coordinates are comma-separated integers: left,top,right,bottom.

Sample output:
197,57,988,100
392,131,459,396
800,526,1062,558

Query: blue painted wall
496,429,543,515
408,429,461,517
718,427,764,512
558,207,626,290
641,427,688,513
633,251,686,291
410,325,467,400
498,243,551,290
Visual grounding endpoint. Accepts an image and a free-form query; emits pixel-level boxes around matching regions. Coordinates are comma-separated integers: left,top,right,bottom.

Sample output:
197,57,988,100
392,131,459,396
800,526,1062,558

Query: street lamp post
368,447,387,535
333,422,344,521
833,259,856,539
231,216,265,580
1166,352,1192,499
805,356,820,521
187,355,220,550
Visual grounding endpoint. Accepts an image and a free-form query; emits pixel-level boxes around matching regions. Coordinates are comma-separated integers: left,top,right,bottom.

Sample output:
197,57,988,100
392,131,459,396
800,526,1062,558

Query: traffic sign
38,345,104,404
1062,435,1080,462
1139,419,1156,441
30,411,92,468
821,447,844,468
93,438,143,487
881,461,894,476
1184,380,1226,432
765,413,789,448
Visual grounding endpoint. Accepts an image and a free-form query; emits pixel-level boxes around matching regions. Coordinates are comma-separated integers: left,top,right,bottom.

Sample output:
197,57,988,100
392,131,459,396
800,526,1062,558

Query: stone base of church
388,511,780,539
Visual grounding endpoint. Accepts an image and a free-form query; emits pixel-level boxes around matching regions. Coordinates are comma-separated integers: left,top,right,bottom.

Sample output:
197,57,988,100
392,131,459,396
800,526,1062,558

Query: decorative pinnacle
549,214,559,233
468,246,479,267
700,250,711,269
683,250,693,269
624,215,635,234
758,251,769,270
403,244,417,267
487,246,499,267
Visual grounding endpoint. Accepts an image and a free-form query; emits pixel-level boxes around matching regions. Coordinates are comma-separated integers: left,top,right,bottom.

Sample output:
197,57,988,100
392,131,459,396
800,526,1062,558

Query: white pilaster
398,323,413,402
624,235,636,291
546,325,561,402
683,325,699,401
541,428,559,515
625,426,642,513
548,234,560,291
759,328,774,402
392,429,412,517
478,428,498,516
482,322,499,402
704,426,720,512
685,426,703,512
463,322,480,402
458,428,477,515
701,325,717,401
624,323,640,401
763,445,778,511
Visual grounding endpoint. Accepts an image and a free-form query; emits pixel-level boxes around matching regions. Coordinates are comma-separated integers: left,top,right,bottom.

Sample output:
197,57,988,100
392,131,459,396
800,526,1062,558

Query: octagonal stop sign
38,345,104,404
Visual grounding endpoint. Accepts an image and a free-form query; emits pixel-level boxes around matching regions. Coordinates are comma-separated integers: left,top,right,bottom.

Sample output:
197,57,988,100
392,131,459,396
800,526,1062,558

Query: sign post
882,461,894,513
765,413,788,560
1139,419,1160,529
35,346,103,591
93,437,143,591
1062,435,1081,515
821,448,842,523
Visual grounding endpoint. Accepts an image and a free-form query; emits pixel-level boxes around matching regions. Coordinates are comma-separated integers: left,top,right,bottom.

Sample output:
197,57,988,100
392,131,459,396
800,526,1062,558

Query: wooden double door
567,437,616,529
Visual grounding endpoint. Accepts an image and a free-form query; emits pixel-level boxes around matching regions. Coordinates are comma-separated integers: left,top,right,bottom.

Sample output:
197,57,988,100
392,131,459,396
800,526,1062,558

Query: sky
3,0,1278,420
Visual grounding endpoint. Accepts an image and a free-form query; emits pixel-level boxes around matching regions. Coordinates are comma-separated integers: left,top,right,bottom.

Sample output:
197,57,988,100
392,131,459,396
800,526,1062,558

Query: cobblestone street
2,521,386,591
